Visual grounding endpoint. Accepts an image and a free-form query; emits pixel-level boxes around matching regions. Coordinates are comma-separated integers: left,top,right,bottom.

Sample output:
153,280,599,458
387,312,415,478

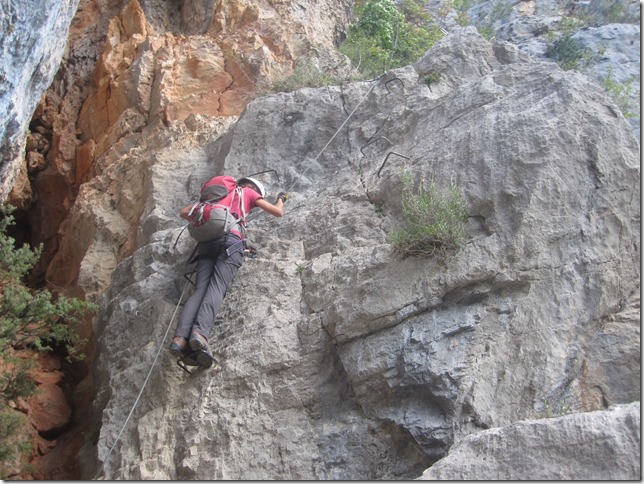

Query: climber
169,176,288,368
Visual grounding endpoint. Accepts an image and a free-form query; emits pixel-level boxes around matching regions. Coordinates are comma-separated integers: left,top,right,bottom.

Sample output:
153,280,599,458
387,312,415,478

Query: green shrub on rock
340,0,443,78
390,171,468,257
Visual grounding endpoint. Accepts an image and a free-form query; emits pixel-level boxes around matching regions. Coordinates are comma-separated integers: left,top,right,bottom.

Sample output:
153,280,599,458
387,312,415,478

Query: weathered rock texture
459,0,641,137
10,0,353,287
419,402,641,480
0,0,80,201
0,0,640,479
1,0,353,478
76,28,639,479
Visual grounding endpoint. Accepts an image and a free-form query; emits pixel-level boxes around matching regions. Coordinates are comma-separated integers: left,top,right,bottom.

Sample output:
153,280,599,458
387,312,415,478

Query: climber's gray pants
175,235,244,341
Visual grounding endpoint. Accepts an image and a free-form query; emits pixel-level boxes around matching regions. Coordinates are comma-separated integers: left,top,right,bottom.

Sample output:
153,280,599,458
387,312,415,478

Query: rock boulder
420,402,641,480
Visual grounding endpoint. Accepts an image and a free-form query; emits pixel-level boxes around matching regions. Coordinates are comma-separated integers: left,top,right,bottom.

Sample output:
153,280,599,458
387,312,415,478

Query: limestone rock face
81,29,639,479
11,0,353,287
419,402,641,480
41,0,352,295
1,0,354,478
455,0,641,138
0,0,639,479
74,0,352,154
0,0,80,201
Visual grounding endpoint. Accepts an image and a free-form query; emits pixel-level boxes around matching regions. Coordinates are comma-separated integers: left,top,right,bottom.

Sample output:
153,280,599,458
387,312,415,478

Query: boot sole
195,351,214,369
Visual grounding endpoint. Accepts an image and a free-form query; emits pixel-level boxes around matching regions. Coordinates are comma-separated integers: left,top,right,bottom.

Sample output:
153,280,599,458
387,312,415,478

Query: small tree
0,205,96,476
547,34,590,70
340,0,443,78
390,171,468,257
268,57,349,93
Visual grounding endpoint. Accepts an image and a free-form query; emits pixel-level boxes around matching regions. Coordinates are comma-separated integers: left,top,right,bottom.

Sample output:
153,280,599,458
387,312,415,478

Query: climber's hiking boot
176,351,201,374
189,332,214,369
169,336,188,357
170,334,213,373
186,332,215,369
195,348,215,369
189,332,208,351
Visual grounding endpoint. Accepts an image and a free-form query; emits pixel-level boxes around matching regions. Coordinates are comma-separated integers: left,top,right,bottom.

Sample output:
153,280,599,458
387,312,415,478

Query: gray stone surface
572,23,640,136
420,402,641,480
0,2,637,480
81,29,640,479
463,0,641,138
0,0,79,201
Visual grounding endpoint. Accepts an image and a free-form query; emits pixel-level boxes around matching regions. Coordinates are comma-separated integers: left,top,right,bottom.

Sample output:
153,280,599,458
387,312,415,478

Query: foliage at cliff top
340,0,444,78
269,0,444,93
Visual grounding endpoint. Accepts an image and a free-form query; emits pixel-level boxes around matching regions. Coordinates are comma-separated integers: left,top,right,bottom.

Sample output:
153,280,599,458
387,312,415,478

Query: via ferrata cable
94,74,384,478
286,75,381,193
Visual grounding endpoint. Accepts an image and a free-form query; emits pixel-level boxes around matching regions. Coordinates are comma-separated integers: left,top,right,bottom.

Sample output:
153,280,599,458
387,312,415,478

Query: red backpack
187,176,248,242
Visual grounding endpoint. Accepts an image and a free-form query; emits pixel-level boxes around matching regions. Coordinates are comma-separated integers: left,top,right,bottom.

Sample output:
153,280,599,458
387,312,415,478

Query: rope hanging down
94,271,194,480
286,76,381,193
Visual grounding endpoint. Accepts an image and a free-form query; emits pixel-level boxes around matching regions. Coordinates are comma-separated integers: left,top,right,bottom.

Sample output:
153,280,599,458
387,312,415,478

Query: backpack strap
236,187,247,222
228,187,248,235
188,203,207,225
187,203,199,217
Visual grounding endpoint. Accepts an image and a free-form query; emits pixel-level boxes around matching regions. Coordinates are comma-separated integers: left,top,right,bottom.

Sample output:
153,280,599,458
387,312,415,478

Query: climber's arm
179,204,196,221
255,198,284,217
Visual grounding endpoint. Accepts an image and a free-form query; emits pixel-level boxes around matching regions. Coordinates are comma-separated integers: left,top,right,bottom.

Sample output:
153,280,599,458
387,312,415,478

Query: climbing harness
244,246,258,259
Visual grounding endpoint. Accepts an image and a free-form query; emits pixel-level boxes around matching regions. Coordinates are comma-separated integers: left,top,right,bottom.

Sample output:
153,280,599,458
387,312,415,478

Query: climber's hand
276,192,289,204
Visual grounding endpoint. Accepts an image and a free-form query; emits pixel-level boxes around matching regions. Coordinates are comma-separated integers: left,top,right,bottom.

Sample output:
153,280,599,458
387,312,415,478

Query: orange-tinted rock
8,161,32,210
27,382,72,433
14,0,352,479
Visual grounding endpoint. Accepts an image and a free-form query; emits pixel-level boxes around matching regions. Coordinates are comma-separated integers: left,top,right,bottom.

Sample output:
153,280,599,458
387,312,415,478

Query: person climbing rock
169,176,288,368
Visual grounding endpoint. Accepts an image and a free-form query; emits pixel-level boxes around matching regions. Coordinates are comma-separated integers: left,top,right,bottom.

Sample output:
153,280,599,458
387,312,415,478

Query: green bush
601,68,640,119
423,72,442,86
0,404,30,475
263,0,444,91
547,34,590,70
570,1,640,26
340,0,443,78
477,25,496,41
390,171,468,257
0,205,97,474
559,16,585,35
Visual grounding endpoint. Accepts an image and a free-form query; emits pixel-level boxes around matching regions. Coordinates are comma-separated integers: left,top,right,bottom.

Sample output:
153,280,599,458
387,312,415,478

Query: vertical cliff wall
79,29,639,479
0,0,80,201
1,0,354,478
0,0,639,479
